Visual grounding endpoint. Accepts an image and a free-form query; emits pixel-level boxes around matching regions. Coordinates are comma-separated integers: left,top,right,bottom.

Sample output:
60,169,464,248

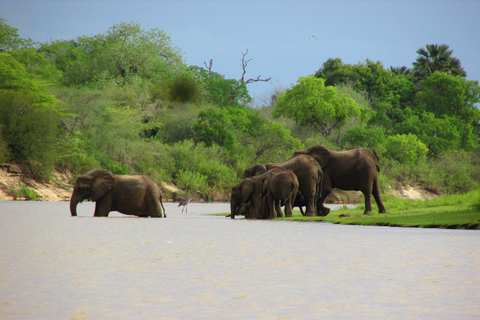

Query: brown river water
1,201,479,319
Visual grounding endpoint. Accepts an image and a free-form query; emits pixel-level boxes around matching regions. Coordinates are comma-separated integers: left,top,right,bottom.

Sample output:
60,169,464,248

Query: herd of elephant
69,145,386,219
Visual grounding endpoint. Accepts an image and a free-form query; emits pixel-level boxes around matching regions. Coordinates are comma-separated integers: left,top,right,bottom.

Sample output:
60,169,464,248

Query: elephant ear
261,173,272,196
308,145,331,168
244,164,267,178
237,201,251,216
240,178,255,203
91,169,115,201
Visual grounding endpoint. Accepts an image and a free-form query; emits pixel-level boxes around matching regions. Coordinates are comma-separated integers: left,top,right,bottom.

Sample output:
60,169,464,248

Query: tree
193,107,237,151
40,21,184,85
240,49,271,85
384,134,429,165
314,58,416,127
413,44,466,81
189,66,251,107
397,112,462,157
414,72,480,130
0,18,34,51
273,76,364,136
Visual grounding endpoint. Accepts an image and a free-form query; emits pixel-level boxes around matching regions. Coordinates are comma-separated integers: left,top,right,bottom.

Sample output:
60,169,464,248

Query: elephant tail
158,192,166,217
372,148,381,172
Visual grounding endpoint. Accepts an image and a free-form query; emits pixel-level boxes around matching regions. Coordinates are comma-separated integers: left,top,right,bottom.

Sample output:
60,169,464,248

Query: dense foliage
1,18,479,198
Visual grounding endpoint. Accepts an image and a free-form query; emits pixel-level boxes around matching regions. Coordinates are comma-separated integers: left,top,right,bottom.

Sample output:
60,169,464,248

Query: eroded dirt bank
0,163,436,202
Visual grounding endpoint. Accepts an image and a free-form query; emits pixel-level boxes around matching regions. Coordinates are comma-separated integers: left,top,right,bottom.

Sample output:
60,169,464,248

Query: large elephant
261,169,299,218
70,169,166,217
244,155,322,217
293,145,386,215
230,167,288,219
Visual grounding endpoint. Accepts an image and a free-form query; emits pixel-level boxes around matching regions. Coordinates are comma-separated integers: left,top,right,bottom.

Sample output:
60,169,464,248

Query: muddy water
0,201,479,319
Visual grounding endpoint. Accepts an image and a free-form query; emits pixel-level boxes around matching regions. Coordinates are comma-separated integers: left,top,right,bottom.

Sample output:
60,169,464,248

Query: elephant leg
317,195,330,216
302,188,317,217
363,187,373,214
149,201,164,218
266,197,275,219
372,179,386,213
94,198,111,217
275,199,283,218
284,198,293,218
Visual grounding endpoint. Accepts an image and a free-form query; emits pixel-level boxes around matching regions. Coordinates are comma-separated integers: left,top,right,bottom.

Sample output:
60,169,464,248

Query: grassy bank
278,190,480,229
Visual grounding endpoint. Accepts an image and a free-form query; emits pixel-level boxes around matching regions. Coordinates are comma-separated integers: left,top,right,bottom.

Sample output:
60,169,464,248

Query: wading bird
178,191,200,213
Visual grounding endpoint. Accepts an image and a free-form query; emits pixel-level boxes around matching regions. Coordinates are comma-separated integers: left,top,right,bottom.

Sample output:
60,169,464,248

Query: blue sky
1,0,479,104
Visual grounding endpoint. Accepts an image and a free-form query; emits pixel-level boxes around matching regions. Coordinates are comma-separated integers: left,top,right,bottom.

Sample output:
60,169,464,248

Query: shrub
12,183,40,200
383,133,428,165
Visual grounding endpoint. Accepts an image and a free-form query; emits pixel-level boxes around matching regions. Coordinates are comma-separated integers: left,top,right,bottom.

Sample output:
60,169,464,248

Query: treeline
0,19,479,199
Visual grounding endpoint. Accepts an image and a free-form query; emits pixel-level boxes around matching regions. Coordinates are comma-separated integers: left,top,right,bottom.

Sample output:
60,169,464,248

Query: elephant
293,145,386,215
243,154,322,217
70,169,166,218
230,167,289,219
260,169,299,218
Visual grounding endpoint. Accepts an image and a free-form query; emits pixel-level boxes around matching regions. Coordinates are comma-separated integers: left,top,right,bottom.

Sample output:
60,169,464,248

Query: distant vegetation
1,18,479,200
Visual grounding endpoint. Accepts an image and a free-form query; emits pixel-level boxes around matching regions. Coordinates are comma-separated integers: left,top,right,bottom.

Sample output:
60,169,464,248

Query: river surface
0,201,479,319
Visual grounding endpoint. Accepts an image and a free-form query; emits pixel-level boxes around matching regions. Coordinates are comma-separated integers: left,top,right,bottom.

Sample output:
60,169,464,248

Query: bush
383,133,428,165
175,169,208,194
0,92,60,179
424,151,480,194
12,183,40,200
342,126,386,149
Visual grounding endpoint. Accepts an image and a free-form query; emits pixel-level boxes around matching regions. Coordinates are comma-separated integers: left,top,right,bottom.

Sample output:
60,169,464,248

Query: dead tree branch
204,59,213,73
241,49,271,84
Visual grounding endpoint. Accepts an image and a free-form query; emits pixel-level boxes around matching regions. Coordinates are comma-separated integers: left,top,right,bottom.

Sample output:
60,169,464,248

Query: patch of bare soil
0,164,73,201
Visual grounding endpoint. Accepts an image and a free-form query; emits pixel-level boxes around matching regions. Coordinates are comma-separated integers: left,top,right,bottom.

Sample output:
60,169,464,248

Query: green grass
11,183,40,201
278,190,480,229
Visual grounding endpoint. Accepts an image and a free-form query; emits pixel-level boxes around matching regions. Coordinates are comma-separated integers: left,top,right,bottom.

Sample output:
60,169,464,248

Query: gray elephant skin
70,169,166,217
261,168,299,218
231,167,297,219
244,154,322,217
293,145,386,215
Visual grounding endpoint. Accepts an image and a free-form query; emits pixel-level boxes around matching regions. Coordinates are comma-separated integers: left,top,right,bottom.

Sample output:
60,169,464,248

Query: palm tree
413,44,466,82
389,66,412,77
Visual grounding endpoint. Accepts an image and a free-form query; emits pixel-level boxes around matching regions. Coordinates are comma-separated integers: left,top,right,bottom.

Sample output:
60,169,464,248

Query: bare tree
204,59,213,73
203,50,271,84
241,49,271,84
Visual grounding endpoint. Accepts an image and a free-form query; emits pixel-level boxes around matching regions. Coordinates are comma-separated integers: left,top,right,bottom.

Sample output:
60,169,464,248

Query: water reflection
0,201,479,319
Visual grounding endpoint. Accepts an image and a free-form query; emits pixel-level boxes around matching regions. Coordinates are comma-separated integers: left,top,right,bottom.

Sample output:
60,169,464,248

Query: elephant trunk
70,191,82,216
230,198,237,219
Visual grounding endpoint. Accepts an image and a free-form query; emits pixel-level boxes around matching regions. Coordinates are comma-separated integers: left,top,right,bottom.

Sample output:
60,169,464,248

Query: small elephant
230,167,287,219
261,169,299,218
293,145,386,215
244,154,322,217
70,169,166,217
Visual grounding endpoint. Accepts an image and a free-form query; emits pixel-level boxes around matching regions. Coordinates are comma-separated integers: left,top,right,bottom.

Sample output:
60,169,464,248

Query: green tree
413,44,466,81
414,72,480,127
189,66,251,107
0,91,60,178
397,112,462,157
40,21,184,85
384,134,429,165
10,48,62,83
273,76,364,136
342,126,386,149
314,58,416,127
0,18,34,51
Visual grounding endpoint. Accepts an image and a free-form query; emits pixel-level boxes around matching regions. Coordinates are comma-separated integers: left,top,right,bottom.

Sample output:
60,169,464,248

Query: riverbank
0,164,438,203
280,191,480,230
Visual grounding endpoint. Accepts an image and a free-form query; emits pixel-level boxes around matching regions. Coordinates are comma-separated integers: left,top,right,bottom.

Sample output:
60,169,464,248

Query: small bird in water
178,190,200,213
